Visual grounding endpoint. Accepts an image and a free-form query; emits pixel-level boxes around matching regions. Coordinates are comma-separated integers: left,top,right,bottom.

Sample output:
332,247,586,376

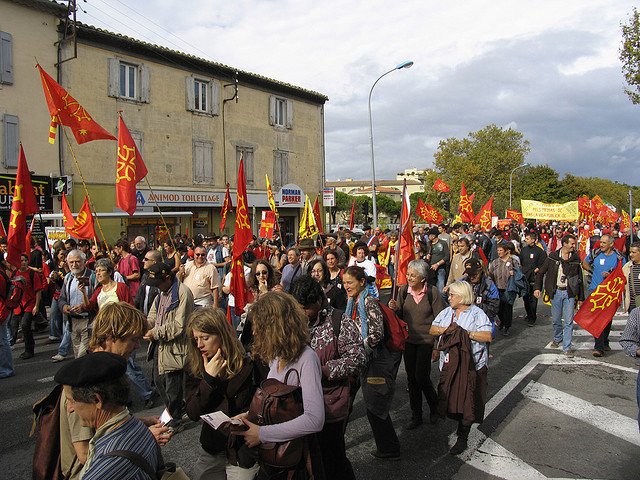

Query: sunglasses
194,253,207,257
256,271,269,276
143,257,153,262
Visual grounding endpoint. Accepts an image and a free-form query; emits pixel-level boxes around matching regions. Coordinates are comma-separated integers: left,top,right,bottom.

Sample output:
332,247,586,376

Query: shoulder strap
104,450,156,479
283,368,301,386
330,308,343,340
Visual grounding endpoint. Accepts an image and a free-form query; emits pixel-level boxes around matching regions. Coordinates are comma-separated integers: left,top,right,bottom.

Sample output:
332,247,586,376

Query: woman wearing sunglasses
247,260,283,302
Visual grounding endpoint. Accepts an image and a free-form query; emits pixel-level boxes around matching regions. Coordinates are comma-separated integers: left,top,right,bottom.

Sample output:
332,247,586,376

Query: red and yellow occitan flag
506,209,524,224
621,210,631,232
433,178,450,193
116,116,148,216
416,198,443,224
37,64,116,144
230,157,253,315
265,174,278,216
219,183,233,232
574,261,626,337
6,145,39,268
71,196,97,240
458,182,474,223
473,196,494,230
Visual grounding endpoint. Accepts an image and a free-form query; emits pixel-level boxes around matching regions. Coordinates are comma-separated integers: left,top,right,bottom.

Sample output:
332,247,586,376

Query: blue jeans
57,316,72,357
0,321,14,378
435,268,446,293
551,289,574,352
127,353,154,401
49,299,62,340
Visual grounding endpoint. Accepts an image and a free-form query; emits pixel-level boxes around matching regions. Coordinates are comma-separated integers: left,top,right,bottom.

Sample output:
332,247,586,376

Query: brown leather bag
31,384,64,480
246,369,304,469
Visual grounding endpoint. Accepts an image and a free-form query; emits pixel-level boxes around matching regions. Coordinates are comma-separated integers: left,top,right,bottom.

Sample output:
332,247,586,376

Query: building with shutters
0,0,328,245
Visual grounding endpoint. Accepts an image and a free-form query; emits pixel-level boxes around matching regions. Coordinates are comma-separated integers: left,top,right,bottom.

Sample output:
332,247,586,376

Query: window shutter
139,64,150,103
193,141,204,184
285,100,293,129
3,114,19,168
245,149,254,186
185,77,195,111
107,58,120,97
281,152,289,184
210,80,220,116
0,32,13,85
203,142,213,183
269,96,276,125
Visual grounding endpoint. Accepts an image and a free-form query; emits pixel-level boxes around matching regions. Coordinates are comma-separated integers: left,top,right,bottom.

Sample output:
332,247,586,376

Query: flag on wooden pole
116,116,148,215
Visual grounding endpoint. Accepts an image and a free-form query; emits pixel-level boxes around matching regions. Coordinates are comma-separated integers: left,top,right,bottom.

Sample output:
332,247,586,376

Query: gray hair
134,236,146,244
287,247,300,256
94,257,114,274
407,259,429,279
67,249,86,262
448,281,474,306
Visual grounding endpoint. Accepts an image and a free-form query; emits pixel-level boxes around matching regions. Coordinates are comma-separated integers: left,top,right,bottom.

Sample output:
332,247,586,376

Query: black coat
534,250,584,300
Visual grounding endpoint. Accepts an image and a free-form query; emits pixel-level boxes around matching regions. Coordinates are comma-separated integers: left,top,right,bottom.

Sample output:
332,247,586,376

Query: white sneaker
51,354,66,362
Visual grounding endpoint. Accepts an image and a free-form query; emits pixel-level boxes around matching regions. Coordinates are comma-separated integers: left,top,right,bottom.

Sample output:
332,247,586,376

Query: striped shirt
620,307,640,366
82,415,159,480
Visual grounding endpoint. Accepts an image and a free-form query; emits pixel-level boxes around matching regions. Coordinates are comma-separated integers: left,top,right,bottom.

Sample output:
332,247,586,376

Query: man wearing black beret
55,351,160,479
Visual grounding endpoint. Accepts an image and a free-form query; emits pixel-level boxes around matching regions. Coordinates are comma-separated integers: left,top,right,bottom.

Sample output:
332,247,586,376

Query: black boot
450,423,471,455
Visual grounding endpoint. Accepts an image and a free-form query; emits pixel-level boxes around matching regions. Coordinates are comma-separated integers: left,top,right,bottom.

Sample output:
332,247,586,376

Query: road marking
37,376,54,383
522,381,640,447
573,330,622,338
469,438,547,479
461,354,637,479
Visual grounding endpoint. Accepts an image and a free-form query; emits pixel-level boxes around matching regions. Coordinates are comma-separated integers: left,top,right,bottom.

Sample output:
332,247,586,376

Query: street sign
52,176,72,196
323,187,335,207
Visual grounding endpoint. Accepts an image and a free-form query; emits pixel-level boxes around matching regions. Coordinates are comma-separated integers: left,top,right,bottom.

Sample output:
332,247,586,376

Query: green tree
376,194,401,223
433,124,531,215
620,7,640,104
516,165,563,205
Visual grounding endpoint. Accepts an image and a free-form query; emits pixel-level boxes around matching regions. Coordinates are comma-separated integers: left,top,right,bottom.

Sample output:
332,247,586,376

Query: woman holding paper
185,308,258,480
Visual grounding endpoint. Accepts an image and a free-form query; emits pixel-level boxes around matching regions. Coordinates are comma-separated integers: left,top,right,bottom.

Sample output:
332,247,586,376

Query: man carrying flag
583,234,624,357
534,234,583,358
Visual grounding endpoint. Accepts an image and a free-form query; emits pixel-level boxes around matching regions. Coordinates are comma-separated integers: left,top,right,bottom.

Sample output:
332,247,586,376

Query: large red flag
473,197,494,231
433,178,450,193
574,261,626,337
6,145,39,267
348,198,356,230
396,183,414,285
505,209,524,224
416,198,443,224
230,158,253,315
37,64,116,144
458,182,474,223
116,117,148,216
219,183,233,232
312,196,324,234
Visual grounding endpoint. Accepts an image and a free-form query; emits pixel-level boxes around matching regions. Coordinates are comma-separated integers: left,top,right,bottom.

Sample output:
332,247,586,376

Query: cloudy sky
78,0,639,185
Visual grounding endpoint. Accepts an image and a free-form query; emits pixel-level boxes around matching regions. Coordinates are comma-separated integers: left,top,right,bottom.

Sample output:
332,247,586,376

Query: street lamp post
368,60,414,229
509,163,530,209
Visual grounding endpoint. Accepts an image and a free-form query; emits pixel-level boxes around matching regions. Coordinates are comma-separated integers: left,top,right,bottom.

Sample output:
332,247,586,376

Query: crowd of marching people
0,216,639,479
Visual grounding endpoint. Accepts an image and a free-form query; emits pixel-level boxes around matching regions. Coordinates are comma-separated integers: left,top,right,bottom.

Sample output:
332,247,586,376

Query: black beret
54,351,127,387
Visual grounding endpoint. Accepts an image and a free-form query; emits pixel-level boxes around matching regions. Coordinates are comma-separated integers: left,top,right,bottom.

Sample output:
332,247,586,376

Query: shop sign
279,184,304,207
323,187,335,207
136,189,223,207
0,174,53,212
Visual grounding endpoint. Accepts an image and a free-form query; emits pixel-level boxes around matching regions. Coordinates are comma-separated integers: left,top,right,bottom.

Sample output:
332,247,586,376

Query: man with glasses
178,246,220,308
134,250,162,315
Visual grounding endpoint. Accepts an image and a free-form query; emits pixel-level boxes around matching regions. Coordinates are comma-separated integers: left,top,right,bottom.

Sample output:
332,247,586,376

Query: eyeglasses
194,253,207,257
143,257,153,262
256,271,269,276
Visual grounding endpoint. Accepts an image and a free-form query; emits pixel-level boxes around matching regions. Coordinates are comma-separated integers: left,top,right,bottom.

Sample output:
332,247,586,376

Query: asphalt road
1,299,637,479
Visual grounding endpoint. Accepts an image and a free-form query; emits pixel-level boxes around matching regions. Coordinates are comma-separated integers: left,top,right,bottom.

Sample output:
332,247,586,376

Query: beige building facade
0,0,327,245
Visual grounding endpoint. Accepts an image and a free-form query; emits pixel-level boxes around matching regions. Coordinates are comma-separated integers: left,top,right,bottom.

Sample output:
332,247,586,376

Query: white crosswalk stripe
543,311,628,352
